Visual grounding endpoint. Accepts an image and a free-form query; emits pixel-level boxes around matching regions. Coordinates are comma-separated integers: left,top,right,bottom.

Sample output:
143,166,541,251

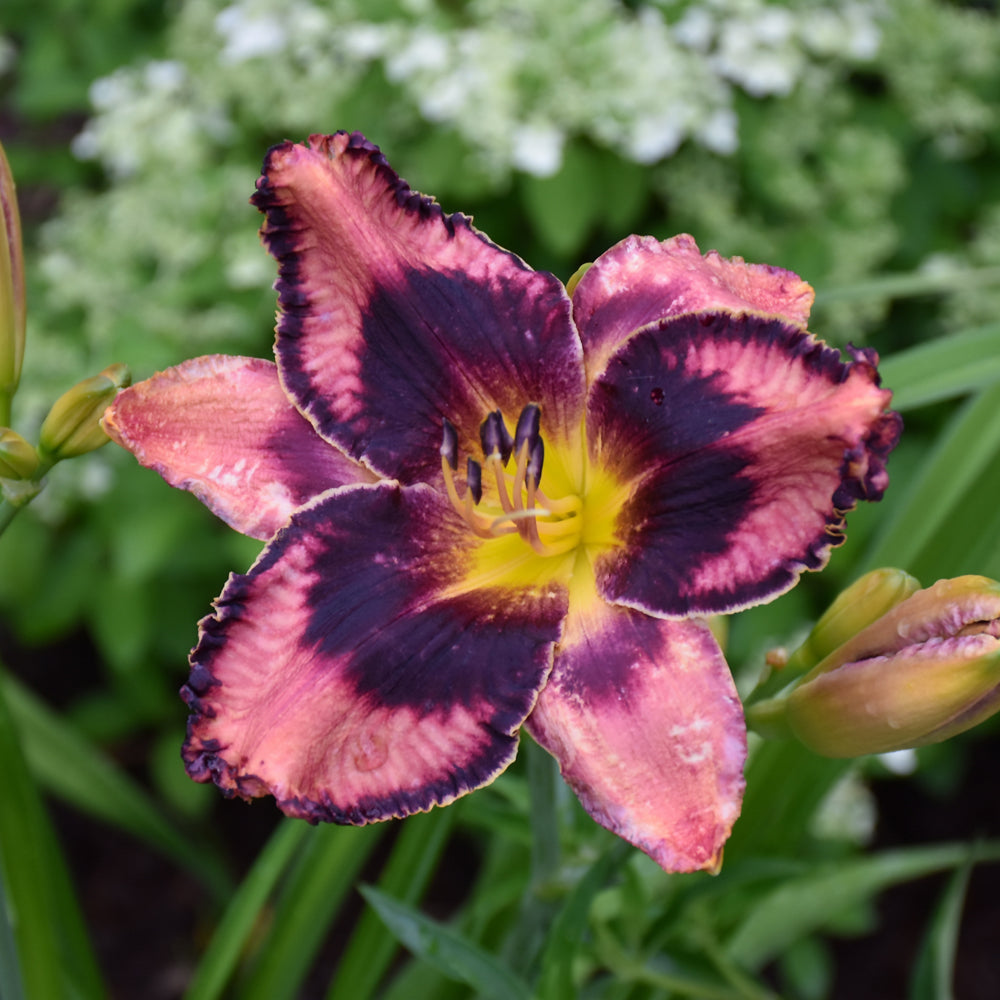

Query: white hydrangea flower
510,123,565,177
0,35,15,76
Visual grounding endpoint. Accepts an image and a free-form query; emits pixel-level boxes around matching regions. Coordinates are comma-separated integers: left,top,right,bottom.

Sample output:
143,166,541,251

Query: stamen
440,418,458,471
496,411,514,465
527,437,544,489
479,411,504,461
488,453,516,516
489,507,551,532
513,404,541,459
444,405,582,557
466,458,483,505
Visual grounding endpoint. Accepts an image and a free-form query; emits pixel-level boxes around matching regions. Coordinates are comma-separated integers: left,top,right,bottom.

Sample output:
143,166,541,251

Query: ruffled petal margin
573,234,815,384
588,313,901,617
527,601,745,873
253,132,586,484
182,481,567,822
102,355,375,540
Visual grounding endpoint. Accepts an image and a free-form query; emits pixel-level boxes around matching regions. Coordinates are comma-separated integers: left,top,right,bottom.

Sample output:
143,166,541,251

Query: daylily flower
102,132,900,873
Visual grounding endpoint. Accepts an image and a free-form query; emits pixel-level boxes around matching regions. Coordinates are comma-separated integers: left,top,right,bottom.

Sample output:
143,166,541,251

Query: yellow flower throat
440,405,627,593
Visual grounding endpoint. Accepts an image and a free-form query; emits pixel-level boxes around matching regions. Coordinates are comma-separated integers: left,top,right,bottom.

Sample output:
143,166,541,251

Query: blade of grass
526,734,561,884
909,852,974,1000
359,885,533,1000
860,384,1000,573
1,673,230,903
726,841,1000,970
537,839,631,1000
327,808,455,1000
0,668,107,1000
184,819,310,1000
814,267,1000,307
909,432,1000,581
723,739,852,861
240,823,385,1000
0,870,27,1000
875,323,1000,411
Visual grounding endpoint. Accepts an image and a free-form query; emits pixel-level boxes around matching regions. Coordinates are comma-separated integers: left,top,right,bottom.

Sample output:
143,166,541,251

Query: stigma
440,405,582,557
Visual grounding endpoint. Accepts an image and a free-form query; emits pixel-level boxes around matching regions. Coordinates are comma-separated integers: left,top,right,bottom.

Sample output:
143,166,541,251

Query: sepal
0,428,39,480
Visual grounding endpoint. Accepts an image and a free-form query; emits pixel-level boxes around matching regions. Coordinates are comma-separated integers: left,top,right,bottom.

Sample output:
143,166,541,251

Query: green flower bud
0,428,39,479
38,363,132,461
565,261,592,297
783,568,922,674
783,576,1000,757
0,141,26,408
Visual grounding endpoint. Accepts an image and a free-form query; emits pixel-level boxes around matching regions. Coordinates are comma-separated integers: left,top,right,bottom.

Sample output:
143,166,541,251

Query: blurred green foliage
1,0,1000,998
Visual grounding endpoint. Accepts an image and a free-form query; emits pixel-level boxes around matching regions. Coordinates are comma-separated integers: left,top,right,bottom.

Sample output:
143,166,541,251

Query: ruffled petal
588,312,901,617
182,481,567,822
573,234,814,383
527,600,745,873
102,355,375,540
252,132,586,484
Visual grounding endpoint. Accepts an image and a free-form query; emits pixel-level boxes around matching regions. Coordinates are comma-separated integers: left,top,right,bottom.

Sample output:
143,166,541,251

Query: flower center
440,404,583,558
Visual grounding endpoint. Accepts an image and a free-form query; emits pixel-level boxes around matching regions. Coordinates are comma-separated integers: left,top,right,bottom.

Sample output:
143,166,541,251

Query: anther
440,418,458,471
466,458,483,505
496,411,514,465
526,438,544,489
479,411,503,459
513,404,541,458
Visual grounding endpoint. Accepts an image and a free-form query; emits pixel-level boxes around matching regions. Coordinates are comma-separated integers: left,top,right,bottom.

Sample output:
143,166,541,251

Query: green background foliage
2,1,1000,997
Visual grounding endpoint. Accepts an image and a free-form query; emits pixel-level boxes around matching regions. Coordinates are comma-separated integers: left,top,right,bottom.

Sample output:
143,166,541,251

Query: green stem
594,922,771,1000
0,459,53,538
525,735,561,885
0,496,20,535
744,696,795,742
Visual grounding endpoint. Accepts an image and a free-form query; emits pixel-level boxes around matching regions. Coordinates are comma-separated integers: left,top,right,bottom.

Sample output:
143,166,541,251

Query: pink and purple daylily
103,132,900,872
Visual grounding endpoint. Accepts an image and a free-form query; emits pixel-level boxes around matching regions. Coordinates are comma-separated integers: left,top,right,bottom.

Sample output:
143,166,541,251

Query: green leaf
877,323,1000,411
909,851,974,1000
537,840,631,1000
520,142,603,258
1,673,229,902
726,842,1000,970
0,668,107,1000
184,820,310,1000
359,885,534,1000
861,383,1000,574
723,739,852,861
814,268,1000,308
240,823,385,1000
328,809,455,1000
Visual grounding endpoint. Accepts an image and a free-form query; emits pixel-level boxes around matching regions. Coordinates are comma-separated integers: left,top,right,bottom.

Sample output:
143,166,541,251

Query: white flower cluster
72,0,884,179
0,34,15,78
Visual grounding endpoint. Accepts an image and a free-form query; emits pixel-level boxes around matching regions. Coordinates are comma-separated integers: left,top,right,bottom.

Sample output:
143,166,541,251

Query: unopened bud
565,262,592,297
784,576,1000,757
783,568,921,674
38,363,132,461
0,141,26,405
0,428,39,479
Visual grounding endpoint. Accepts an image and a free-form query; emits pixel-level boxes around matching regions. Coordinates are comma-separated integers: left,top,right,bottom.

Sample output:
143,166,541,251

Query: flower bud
565,262,592,297
0,428,39,479
783,568,921,674
38,363,132,461
0,140,26,406
784,576,1000,757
